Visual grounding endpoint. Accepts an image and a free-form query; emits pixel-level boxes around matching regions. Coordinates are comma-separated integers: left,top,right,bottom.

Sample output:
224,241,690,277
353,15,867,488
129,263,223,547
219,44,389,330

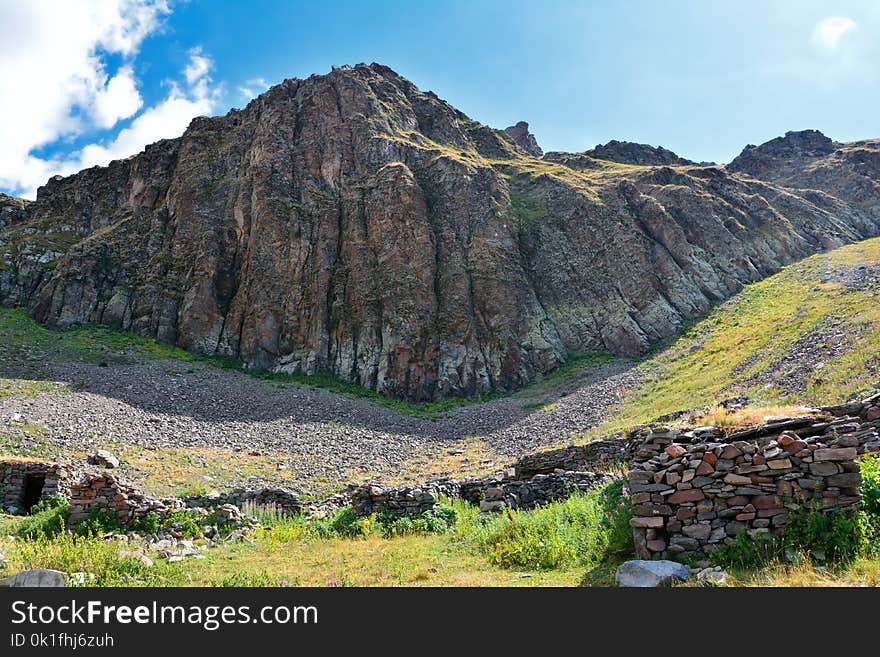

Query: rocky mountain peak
728,129,837,176
585,140,694,166
2,66,880,401
502,121,543,157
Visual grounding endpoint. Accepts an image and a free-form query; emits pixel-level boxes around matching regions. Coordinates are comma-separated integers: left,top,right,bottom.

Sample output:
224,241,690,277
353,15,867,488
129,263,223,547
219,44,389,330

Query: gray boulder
615,560,690,587
0,568,67,587
89,449,120,469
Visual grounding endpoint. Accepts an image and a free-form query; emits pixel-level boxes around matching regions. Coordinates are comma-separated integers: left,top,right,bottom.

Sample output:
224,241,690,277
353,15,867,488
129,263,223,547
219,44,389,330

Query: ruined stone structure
459,471,617,512
64,471,182,529
627,394,880,559
0,459,71,513
349,468,617,516
183,486,302,515
511,438,629,479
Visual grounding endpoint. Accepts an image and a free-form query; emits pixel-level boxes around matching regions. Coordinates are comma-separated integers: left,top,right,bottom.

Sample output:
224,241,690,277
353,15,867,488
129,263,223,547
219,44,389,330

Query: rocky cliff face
503,121,543,157
582,140,695,166
2,64,880,401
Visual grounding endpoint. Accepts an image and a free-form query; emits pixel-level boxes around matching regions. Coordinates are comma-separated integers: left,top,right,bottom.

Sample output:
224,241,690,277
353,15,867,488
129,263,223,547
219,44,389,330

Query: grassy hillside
583,236,880,438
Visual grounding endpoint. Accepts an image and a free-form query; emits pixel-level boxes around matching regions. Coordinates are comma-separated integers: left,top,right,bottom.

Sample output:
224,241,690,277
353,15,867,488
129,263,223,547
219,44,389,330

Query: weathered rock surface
0,568,66,588
503,121,543,157
89,449,120,469
2,64,880,401
584,139,695,166
615,559,690,587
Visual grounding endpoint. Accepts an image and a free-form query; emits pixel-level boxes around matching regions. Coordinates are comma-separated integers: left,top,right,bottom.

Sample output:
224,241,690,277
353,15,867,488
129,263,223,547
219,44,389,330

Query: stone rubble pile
65,471,183,529
460,471,617,512
184,486,302,515
627,392,880,560
511,437,629,479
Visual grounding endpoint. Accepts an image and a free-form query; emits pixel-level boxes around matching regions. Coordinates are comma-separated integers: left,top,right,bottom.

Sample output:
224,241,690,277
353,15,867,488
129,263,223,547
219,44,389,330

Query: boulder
0,569,66,587
89,450,120,469
615,560,690,587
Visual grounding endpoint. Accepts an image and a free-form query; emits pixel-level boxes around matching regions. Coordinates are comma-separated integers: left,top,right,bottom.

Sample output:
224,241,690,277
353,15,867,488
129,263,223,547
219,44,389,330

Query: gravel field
0,354,643,492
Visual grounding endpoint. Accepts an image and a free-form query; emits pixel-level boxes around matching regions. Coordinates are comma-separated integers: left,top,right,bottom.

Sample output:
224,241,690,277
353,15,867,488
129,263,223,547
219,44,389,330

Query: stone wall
460,471,618,511
512,437,629,479
350,469,618,516
627,394,880,560
350,480,460,517
0,459,71,513
183,487,302,515
65,472,182,529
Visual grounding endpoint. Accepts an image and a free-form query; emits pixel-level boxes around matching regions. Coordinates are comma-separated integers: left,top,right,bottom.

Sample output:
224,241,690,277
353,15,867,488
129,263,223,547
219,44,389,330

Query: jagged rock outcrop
2,64,880,401
729,130,880,227
503,121,543,157
584,140,695,166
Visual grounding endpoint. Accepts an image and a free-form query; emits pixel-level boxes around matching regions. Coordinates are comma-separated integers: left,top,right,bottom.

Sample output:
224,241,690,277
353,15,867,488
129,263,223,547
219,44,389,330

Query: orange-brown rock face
2,65,880,400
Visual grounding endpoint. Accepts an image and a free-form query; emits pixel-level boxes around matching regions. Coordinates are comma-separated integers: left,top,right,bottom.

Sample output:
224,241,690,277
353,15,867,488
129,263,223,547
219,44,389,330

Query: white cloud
0,0,172,197
813,16,857,49
238,77,269,100
0,2,221,199
77,51,219,169
185,47,212,85
91,66,143,129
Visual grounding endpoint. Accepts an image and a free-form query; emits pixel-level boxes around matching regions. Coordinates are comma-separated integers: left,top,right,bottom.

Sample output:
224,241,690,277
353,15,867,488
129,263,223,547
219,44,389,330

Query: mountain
1,63,879,401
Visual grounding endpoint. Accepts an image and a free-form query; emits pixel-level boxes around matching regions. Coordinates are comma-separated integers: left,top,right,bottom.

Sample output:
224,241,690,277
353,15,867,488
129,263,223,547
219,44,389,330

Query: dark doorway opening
22,473,46,512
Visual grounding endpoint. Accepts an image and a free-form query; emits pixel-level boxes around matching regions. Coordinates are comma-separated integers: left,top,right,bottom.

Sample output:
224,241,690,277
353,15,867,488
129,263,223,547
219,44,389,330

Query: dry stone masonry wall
0,460,70,513
627,394,880,559
459,471,617,512
65,472,182,529
183,487,303,515
512,438,629,479
350,468,618,517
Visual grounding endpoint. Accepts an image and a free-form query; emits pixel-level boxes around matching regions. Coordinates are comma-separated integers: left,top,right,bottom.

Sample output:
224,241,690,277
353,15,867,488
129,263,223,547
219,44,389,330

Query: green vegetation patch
583,237,880,437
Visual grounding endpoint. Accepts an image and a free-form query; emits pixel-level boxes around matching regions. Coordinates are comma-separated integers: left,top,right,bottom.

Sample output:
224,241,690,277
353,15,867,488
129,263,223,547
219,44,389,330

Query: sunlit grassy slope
584,237,880,438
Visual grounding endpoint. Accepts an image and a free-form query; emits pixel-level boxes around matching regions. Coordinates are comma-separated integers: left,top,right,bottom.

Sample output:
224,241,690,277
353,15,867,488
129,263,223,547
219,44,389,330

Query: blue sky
1,0,878,197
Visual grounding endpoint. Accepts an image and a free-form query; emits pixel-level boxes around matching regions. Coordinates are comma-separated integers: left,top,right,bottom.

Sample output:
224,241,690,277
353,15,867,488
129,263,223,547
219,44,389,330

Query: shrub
784,506,872,562
328,507,373,539
859,454,880,520
12,532,169,586
708,531,782,570
28,494,67,515
470,480,631,570
710,505,873,569
375,503,458,538
74,509,123,537
162,509,205,538
132,512,161,534
16,496,68,539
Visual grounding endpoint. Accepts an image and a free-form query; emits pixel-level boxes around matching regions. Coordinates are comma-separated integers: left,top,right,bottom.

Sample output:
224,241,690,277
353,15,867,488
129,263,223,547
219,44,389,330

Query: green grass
0,422,55,458
0,483,630,587
465,480,631,570
581,237,880,439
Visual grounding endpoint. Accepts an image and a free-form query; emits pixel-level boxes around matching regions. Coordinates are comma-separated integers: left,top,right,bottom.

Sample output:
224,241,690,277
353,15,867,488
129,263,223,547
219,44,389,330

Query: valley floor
1,238,879,587
0,310,641,496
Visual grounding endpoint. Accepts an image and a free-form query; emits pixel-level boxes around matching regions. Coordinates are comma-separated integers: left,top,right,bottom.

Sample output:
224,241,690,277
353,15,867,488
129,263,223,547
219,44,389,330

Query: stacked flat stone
461,471,617,511
350,480,460,517
65,472,182,529
183,486,302,515
628,393,880,560
512,438,629,479
0,459,70,512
